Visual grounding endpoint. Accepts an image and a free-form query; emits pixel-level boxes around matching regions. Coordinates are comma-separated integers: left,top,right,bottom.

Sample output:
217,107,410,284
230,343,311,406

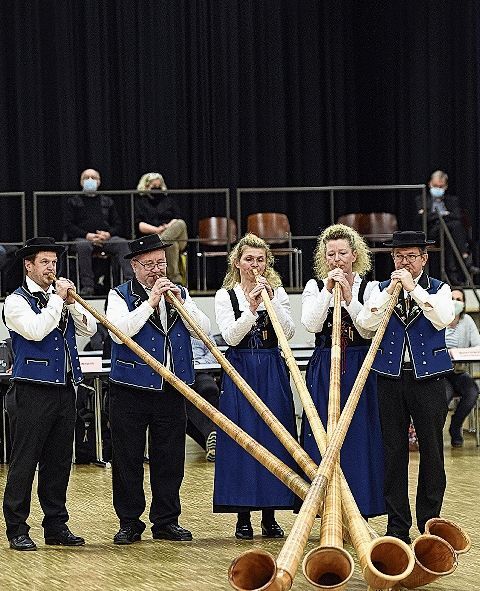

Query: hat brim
383,239,436,247
15,244,67,259
124,243,172,259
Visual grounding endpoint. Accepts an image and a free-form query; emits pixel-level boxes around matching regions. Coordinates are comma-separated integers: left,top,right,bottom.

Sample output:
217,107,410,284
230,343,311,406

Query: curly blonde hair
137,172,167,191
313,223,372,279
222,233,282,289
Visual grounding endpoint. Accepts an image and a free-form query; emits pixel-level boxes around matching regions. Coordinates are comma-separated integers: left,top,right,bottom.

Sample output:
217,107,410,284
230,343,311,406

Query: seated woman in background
135,172,188,284
445,288,480,447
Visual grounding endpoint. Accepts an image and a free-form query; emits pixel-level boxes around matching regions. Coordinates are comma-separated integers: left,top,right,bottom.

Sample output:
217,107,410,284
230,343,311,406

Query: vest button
388,361,392,364
179,346,182,350
390,342,394,345
152,348,156,352
151,337,155,341
422,361,427,364
389,351,392,355
150,384,154,388
421,342,424,346
55,379,59,382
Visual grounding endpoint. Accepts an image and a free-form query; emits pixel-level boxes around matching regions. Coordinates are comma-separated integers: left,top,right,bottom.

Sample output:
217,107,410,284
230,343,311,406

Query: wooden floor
0,420,478,591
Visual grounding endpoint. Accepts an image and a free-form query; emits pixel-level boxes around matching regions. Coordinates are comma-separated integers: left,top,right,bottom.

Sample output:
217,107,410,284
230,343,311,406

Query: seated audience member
445,288,480,447
187,336,219,462
416,170,479,283
135,172,188,284
65,168,133,295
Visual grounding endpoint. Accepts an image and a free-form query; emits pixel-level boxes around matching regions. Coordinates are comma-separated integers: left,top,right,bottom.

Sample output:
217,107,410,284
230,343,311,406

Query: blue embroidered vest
9,287,83,385
109,280,195,391
372,275,453,379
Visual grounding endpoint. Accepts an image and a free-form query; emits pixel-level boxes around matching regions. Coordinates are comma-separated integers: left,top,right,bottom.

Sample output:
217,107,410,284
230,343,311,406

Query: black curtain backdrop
1,0,479,281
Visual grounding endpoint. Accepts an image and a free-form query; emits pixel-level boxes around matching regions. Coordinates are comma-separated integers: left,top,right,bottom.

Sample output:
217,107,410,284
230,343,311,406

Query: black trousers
377,371,448,536
445,371,479,436
3,380,76,540
74,237,133,290
109,381,187,533
186,372,219,448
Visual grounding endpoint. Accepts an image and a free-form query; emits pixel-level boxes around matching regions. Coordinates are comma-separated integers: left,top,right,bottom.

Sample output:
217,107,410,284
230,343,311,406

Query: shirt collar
26,276,55,295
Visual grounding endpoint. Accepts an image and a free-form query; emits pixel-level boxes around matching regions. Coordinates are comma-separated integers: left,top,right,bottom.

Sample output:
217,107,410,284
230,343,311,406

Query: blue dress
301,278,385,517
213,289,297,512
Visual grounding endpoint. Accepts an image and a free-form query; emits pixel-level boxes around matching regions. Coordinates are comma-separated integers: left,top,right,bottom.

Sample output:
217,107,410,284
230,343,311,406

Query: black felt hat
124,234,172,259
383,231,436,248
15,237,67,259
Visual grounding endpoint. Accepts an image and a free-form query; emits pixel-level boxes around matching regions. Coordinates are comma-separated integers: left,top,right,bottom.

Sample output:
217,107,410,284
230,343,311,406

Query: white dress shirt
107,285,210,344
4,276,97,340
215,285,294,346
301,274,377,340
356,272,455,332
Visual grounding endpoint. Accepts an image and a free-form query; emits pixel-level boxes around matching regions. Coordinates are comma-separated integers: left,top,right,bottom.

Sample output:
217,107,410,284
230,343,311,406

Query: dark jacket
415,192,462,225
65,194,124,239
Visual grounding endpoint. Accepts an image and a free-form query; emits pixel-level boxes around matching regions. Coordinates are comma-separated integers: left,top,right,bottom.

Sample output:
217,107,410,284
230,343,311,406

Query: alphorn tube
56,280,313,500
304,283,353,590
228,283,405,591
252,275,413,590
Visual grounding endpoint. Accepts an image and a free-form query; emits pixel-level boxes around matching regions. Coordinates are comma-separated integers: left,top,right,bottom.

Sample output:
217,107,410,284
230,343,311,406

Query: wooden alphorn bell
228,283,410,591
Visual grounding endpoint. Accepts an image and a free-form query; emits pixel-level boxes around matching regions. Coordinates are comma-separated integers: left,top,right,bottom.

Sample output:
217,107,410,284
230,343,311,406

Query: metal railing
236,184,428,237
33,188,231,240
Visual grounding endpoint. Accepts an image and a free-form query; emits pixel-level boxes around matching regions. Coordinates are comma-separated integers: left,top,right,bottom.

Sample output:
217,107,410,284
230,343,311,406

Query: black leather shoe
9,534,37,551
261,520,284,538
113,526,142,545
45,527,85,546
152,523,192,541
235,522,254,540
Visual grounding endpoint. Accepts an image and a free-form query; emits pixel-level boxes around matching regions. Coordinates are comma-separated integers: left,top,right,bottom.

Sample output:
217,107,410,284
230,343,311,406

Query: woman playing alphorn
214,233,297,539
301,224,385,518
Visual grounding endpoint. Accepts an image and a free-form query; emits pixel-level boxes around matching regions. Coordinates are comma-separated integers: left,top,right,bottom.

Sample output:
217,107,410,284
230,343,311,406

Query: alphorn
304,282,354,590
228,282,406,591
251,273,413,590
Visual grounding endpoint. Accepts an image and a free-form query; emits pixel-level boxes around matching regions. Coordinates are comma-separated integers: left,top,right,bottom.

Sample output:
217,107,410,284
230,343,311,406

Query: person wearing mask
416,170,479,283
445,288,480,447
357,231,455,544
135,172,188,284
106,234,210,545
301,224,385,518
2,237,97,550
64,168,133,295
214,233,297,539
187,336,219,462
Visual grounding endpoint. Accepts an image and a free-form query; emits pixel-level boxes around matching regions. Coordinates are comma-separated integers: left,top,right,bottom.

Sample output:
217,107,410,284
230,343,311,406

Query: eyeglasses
391,253,424,263
133,259,168,271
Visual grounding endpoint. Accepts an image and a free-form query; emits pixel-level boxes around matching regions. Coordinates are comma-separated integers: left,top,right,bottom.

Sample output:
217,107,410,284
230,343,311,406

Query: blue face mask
83,178,98,192
430,187,445,198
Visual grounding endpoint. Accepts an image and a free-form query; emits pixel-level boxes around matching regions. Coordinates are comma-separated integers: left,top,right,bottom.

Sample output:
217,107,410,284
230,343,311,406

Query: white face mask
82,178,99,192
453,300,465,316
